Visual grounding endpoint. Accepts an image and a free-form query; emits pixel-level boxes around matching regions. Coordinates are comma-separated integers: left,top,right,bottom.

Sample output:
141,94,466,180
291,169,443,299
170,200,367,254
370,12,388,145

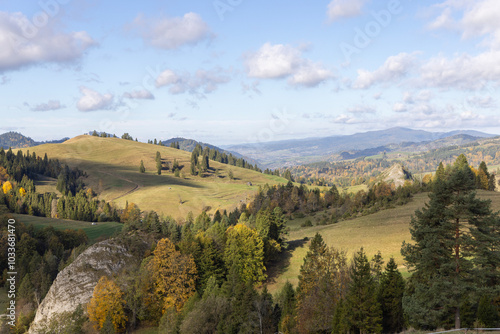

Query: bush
301,220,313,227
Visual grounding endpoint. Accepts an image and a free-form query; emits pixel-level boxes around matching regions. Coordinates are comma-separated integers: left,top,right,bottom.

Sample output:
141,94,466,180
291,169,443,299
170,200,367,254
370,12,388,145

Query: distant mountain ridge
223,127,498,168
0,131,69,149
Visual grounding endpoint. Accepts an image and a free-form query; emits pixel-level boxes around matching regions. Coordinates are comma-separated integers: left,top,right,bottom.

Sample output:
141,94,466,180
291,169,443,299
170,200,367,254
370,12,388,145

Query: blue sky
1,0,499,145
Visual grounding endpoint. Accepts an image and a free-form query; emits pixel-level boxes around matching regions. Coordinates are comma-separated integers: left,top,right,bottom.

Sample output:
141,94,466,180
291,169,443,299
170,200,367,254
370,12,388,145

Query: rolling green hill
18,135,288,219
266,190,500,293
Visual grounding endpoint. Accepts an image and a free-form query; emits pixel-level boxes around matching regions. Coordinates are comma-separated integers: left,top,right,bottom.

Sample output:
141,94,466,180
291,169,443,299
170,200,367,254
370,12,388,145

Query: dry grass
18,136,288,219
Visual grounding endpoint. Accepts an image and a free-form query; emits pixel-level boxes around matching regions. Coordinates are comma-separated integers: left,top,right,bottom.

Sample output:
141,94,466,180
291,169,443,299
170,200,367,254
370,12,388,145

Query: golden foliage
87,276,127,332
147,238,197,313
19,187,26,197
2,181,13,194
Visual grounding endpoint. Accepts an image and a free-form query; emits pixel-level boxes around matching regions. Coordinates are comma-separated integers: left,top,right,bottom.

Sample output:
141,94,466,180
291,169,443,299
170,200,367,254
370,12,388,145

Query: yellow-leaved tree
87,276,127,332
147,238,197,313
19,187,26,197
2,181,12,194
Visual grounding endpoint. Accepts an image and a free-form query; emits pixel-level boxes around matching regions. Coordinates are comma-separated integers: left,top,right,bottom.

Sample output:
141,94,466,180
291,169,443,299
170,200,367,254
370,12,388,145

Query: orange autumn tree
147,238,197,313
87,276,127,332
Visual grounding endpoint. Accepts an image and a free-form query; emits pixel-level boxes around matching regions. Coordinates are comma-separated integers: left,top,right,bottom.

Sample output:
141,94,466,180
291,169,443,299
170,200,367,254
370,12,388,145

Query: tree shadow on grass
265,238,309,285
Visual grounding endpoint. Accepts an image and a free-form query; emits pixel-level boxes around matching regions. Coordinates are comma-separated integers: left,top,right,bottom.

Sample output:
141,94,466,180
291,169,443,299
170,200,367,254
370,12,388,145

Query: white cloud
245,43,334,87
347,105,376,114
428,0,500,49
467,95,496,108
332,114,355,124
403,90,433,104
327,0,368,22
155,69,180,88
123,89,154,100
353,52,416,89
393,102,407,113
77,87,114,112
155,68,230,96
132,12,212,50
288,62,334,87
420,50,500,89
331,113,374,124
0,11,96,72
31,100,64,112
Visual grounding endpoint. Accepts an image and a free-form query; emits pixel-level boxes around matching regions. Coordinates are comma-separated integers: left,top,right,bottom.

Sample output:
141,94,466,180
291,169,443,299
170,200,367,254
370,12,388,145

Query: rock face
380,163,412,188
28,238,139,333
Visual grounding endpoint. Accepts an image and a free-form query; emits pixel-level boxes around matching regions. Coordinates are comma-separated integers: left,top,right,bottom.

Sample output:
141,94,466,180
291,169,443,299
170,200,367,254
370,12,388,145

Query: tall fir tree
378,257,405,333
401,154,500,329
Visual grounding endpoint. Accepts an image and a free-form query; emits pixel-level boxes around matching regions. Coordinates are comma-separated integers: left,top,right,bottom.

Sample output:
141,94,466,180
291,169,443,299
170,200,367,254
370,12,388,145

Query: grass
11,214,123,243
266,190,500,294
33,175,61,195
18,136,289,219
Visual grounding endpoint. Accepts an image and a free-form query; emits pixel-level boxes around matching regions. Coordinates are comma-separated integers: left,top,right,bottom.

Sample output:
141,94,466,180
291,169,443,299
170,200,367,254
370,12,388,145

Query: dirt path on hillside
97,170,142,201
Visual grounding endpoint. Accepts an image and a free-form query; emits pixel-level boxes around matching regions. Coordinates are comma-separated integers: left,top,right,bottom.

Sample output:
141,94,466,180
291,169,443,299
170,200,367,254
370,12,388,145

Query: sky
0,0,499,145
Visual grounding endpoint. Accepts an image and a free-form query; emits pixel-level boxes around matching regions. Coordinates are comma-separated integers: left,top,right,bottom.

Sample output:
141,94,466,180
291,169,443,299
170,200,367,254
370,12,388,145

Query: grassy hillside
266,190,500,293
11,214,123,243
19,135,288,218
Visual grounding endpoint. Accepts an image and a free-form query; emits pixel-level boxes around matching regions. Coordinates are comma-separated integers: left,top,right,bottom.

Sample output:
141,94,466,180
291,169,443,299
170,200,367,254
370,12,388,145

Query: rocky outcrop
380,163,412,188
28,238,142,333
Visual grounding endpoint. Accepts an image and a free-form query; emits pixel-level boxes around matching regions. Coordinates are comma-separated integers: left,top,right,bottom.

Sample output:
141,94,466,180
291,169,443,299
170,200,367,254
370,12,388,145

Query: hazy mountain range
223,127,498,168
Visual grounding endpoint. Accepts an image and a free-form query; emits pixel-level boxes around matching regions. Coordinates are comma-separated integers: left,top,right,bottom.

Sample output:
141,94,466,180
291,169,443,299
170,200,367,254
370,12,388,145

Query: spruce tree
344,248,382,334
402,155,500,329
156,159,162,175
139,160,145,173
378,257,405,333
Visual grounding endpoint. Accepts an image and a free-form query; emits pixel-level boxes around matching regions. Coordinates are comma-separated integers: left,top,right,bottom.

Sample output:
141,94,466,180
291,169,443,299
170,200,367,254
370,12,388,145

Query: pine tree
156,153,162,175
139,160,145,173
344,248,382,334
401,154,500,329
201,154,209,173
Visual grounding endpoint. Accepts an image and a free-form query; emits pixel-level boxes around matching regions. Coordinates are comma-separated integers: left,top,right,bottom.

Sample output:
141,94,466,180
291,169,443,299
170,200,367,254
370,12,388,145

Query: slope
19,135,288,219
266,190,500,293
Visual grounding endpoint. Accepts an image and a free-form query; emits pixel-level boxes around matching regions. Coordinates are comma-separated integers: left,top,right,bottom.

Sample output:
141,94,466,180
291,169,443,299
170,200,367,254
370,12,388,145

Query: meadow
19,136,288,219
11,214,123,243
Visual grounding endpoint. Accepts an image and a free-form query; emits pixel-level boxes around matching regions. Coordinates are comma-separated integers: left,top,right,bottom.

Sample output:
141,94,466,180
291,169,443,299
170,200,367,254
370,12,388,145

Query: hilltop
0,131,69,149
18,135,288,218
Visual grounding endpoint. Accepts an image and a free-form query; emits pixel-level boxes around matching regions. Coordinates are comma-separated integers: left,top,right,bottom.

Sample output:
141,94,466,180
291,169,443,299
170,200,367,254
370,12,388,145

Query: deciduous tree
147,238,197,313
87,276,127,332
